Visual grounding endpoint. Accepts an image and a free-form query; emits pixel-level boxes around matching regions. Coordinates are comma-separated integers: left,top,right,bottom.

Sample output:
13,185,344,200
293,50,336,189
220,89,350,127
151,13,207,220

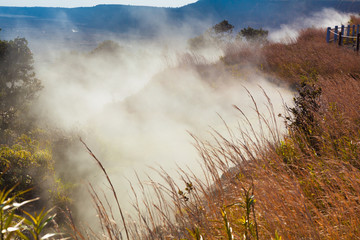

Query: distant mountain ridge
1,0,359,44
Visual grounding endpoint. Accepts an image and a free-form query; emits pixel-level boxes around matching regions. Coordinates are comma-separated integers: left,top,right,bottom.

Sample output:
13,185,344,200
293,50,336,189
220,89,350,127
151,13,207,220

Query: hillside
1,0,360,40
110,25,360,239
59,21,360,239
1,2,360,239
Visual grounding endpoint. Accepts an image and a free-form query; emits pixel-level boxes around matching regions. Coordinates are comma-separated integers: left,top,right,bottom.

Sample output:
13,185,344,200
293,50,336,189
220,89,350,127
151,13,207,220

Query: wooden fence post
353,25,356,36
357,25,360,36
340,25,345,45
339,32,343,46
326,27,331,43
334,25,338,43
346,25,350,45
357,33,360,52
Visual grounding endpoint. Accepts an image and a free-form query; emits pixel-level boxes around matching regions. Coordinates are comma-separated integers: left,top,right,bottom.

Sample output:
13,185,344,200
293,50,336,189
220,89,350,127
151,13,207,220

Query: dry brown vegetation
263,29,360,86
224,28,360,87
66,27,360,240
349,14,360,25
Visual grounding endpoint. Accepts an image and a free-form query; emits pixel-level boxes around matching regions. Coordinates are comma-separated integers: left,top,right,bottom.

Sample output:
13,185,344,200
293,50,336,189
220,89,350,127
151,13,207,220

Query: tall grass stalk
80,139,129,240
68,27,360,239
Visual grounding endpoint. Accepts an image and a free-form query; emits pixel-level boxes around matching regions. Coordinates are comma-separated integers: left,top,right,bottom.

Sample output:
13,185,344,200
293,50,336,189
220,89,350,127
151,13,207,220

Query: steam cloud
32,39,293,221
25,7,326,224
268,8,352,43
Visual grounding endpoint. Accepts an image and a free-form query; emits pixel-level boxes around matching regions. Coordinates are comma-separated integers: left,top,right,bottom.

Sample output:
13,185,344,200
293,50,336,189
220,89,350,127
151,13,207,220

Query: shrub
0,134,70,215
237,27,268,42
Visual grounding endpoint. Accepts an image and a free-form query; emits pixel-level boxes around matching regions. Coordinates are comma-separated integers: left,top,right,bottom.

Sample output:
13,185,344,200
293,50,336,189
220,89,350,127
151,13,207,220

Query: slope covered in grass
2,18,360,239
110,27,360,239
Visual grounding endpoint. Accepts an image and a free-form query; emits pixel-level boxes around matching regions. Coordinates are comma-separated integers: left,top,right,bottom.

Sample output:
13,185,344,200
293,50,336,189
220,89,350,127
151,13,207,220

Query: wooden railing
327,25,360,51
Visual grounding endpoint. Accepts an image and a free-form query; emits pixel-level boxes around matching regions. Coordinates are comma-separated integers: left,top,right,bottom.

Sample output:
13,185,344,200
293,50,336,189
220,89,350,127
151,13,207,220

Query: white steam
27,7,304,226
35,46,166,128
268,8,352,43
32,39,293,222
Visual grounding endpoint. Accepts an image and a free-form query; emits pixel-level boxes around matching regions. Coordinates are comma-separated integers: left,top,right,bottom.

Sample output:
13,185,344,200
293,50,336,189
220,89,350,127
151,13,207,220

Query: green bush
237,27,268,42
0,134,70,215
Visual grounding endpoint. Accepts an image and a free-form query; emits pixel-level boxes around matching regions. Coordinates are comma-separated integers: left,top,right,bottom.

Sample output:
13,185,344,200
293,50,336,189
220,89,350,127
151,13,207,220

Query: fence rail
327,25,360,51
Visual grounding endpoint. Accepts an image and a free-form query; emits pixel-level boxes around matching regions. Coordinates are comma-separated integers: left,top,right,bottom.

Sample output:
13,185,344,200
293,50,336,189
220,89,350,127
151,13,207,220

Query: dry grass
66,28,360,239
349,15,360,25
223,28,360,87
262,28,360,86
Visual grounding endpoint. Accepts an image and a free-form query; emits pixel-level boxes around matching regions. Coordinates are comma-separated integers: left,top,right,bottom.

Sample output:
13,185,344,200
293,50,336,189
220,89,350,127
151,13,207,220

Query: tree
0,33,70,222
210,20,234,43
0,36,42,142
188,20,235,50
212,20,234,35
237,27,268,42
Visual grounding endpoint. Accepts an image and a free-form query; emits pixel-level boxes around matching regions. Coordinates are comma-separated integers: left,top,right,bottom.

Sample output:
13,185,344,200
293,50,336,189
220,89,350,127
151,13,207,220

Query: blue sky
0,0,198,8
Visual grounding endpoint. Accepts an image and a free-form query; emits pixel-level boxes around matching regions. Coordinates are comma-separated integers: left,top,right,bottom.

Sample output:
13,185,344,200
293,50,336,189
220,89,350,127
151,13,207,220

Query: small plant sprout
0,185,58,240
221,208,234,240
272,230,282,240
21,207,57,240
186,227,203,240
0,185,32,240
225,185,259,240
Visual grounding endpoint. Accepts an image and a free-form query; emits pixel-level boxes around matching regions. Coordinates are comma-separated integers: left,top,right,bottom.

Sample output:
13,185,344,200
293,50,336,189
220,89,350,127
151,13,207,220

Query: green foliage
0,36,42,143
188,23,268,50
278,71,322,153
0,32,71,229
286,76,322,152
185,227,203,240
276,137,298,164
272,231,282,240
0,186,31,240
237,27,268,42
0,135,52,197
0,134,70,214
0,186,56,240
188,20,234,50
212,20,234,35
221,209,234,240
224,186,259,240
21,207,57,240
